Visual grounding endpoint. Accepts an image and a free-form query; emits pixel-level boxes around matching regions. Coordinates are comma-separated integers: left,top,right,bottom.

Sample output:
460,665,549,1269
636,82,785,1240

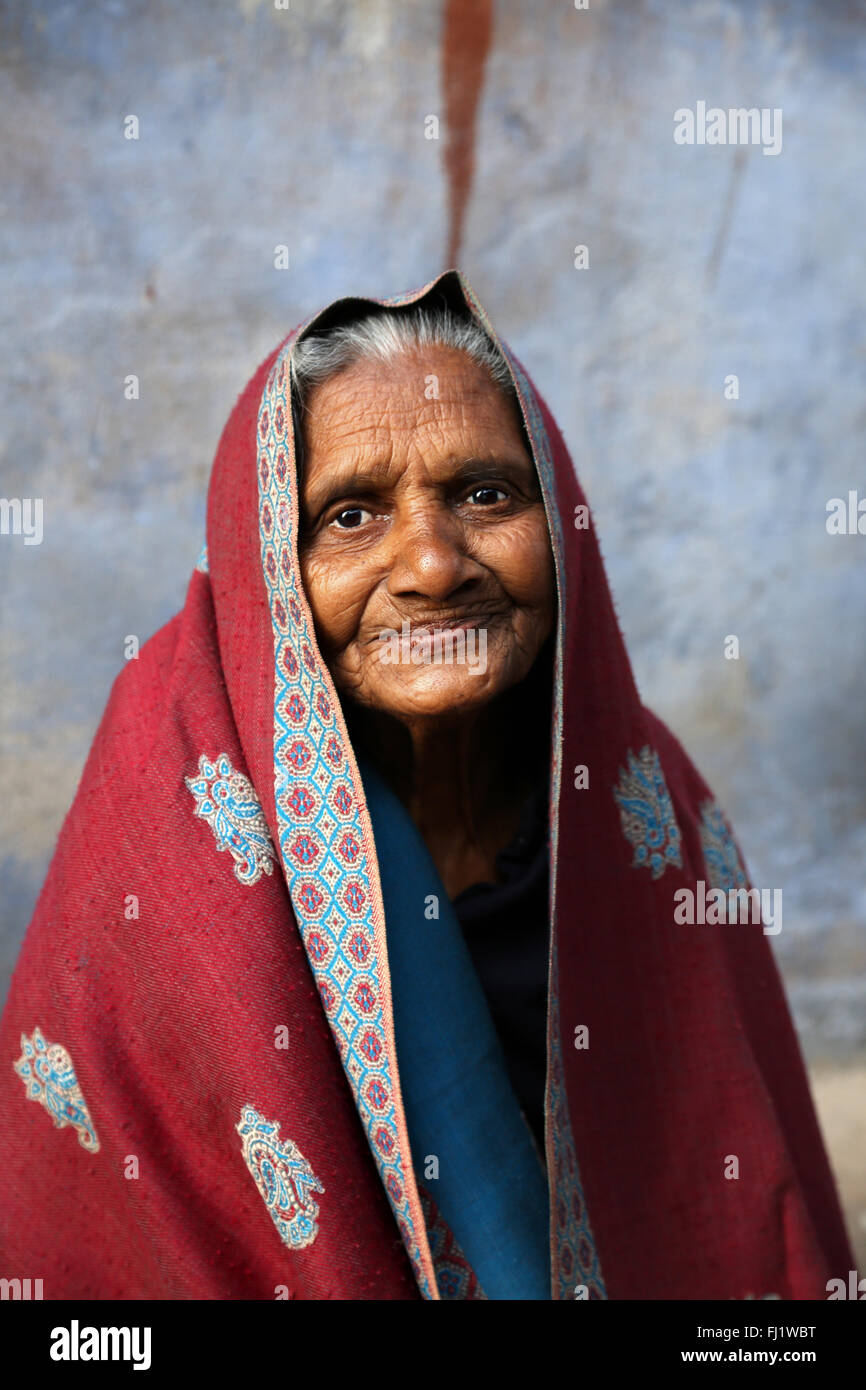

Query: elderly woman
0,271,852,1300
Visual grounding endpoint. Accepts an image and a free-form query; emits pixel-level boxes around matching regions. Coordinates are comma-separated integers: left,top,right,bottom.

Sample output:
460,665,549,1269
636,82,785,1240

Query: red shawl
0,270,852,1299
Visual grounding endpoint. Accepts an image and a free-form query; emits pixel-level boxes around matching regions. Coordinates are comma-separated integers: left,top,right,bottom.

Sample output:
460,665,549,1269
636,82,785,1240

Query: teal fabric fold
357,750,551,1300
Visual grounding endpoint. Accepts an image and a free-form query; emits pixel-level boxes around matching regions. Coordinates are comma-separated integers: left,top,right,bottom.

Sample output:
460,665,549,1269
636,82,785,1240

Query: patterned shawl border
256,281,452,1301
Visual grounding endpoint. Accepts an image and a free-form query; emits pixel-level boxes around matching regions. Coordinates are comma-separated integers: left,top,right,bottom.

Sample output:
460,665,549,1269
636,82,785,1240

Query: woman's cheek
478,513,555,607
302,553,368,652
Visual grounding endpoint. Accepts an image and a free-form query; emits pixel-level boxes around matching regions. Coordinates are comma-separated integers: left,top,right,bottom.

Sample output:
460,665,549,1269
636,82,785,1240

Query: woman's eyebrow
304,467,395,513
306,455,536,511
443,455,536,483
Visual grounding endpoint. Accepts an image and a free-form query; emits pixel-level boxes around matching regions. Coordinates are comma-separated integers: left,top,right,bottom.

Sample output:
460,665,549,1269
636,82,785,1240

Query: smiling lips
376,605,506,638
410,620,480,638
374,616,493,645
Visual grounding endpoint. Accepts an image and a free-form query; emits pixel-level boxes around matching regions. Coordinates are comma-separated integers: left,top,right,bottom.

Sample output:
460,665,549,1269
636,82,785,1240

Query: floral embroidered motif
13,1027,99,1152
418,1184,487,1300
613,746,682,879
699,799,747,893
236,1106,324,1250
195,543,209,573
185,753,276,886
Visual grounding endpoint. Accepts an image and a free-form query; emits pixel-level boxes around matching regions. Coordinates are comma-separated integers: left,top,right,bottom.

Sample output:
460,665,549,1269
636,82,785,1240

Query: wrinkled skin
298,344,556,897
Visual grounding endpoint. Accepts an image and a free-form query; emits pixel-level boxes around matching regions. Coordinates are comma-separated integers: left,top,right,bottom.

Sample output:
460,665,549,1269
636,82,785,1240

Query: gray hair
290,305,517,419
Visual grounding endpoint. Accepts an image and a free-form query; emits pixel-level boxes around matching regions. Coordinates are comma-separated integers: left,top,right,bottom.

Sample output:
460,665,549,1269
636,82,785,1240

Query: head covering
0,270,851,1299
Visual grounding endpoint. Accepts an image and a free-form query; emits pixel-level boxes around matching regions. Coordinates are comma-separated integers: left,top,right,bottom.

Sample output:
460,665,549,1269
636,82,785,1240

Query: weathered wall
1,0,864,1085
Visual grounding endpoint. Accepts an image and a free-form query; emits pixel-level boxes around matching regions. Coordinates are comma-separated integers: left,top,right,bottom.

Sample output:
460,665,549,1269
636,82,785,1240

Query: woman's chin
362,667,505,722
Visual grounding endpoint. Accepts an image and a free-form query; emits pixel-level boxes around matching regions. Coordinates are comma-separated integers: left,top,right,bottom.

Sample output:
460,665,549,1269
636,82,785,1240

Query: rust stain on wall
441,0,494,268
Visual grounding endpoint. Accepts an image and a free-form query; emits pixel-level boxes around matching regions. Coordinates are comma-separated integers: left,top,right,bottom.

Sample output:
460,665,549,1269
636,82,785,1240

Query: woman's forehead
299,346,533,483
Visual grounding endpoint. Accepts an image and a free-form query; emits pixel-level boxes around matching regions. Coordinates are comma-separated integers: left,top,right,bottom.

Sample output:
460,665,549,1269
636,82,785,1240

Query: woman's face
297,343,556,725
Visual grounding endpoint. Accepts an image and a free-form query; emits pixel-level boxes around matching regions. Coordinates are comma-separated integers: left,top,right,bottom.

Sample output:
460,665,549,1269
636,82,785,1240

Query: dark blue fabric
452,784,550,1159
357,750,550,1300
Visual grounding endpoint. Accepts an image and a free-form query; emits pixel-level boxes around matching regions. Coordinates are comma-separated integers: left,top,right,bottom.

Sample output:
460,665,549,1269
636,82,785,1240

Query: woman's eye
331,507,371,529
467,486,507,506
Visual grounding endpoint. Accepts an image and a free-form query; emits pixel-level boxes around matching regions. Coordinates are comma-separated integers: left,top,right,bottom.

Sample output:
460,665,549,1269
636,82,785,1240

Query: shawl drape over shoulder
0,270,852,1300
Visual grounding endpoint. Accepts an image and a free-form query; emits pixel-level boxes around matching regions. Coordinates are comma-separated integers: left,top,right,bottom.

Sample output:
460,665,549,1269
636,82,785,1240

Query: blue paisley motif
13,1026,100,1151
185,753,276,886
613,746,683,880
699,800,747,893
236,1106,324,1250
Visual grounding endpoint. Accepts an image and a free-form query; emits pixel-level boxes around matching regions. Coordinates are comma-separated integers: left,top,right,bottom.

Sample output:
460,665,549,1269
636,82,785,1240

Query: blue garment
452,785,550,1157
356,750,551,1300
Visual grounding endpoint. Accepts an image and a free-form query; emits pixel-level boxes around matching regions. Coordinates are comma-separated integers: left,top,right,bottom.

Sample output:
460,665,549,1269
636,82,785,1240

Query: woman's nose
386,505,480,602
